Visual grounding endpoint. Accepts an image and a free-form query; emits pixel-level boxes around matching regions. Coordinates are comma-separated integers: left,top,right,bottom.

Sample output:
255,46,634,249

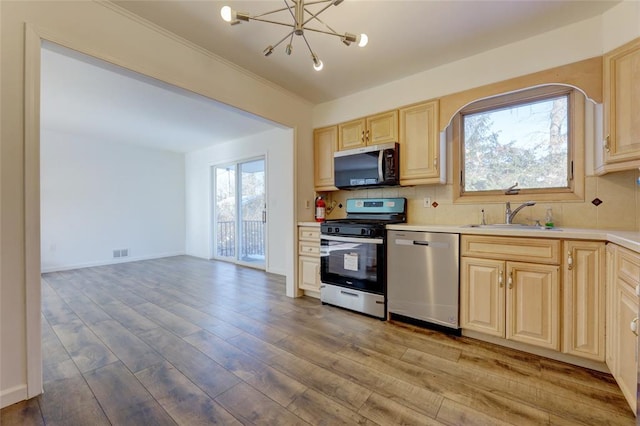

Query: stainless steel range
320,198,406,319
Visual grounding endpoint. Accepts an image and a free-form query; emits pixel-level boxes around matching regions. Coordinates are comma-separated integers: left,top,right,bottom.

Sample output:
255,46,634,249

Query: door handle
262,210,266,223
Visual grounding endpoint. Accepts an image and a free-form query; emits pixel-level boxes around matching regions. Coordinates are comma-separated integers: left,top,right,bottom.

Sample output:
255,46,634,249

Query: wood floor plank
51,318,119,373
228,332,373,413
39,376,110,425
436,398,514,426
138,326,241,398
286,388,378,426
84,361,176,425
41,315,81,383
339,344,551,425
357,391,446,426
0,398,44,426
162,301,244,340
89,319,165,373
276,334,444,418
99,300,160,334
135,361,242,425
215,382,309,425
135,301,202,337
185,329,308,406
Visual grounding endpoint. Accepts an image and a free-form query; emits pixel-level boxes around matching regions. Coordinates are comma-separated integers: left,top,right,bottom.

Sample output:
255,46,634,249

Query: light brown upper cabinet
399,100,445,185
313,125,338,191
601,37,640,171
338,110,398,151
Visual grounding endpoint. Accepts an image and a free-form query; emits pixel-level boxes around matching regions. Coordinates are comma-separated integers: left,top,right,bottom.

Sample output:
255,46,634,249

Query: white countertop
386,223,640,253
298,221,321,227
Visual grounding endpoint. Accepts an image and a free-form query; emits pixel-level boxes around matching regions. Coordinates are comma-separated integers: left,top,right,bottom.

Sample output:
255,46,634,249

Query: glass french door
213,158,266,268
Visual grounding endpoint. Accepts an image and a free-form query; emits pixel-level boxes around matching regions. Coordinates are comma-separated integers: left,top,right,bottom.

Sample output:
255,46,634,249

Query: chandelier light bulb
358,33,368,47
220,6,232,22
313,58,324,71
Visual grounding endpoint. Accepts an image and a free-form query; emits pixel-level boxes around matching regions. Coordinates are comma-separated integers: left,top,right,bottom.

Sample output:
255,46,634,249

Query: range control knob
335,227,340,234
361,228,367,236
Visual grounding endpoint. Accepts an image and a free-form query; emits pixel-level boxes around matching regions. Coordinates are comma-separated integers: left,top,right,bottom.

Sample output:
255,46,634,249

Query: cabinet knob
567,251,573,270
631,318,639,336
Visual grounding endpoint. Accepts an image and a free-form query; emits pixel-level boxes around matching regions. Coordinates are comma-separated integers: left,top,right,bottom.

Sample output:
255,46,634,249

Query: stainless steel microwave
334,142,399,189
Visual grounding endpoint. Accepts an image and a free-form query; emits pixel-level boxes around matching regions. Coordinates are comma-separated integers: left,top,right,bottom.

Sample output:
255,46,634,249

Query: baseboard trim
1,384,28,409
40,252,186,273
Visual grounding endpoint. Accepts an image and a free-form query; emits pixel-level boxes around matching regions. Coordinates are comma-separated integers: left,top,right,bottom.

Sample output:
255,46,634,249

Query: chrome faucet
505,201,536,224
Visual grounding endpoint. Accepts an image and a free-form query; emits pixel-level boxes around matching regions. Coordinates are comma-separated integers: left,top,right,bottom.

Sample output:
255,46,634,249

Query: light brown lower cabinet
298,226,321,294
562,241,606,361
460,236,561,351
606,243,639,414
461,257,560,350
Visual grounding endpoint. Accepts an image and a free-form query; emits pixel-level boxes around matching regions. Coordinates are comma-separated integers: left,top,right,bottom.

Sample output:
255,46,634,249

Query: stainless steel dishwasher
387,230,460,331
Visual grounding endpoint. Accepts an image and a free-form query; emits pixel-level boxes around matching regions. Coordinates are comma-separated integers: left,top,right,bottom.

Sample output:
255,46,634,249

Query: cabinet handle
604,135,610,152
508,271,513,289
365,129,370,143
567,250,573,270
361,130,365,143
631,318,639,336
433,157,438,168
498,270,503,288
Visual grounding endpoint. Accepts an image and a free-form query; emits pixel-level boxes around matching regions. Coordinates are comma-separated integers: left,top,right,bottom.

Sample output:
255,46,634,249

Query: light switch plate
423,197,431,208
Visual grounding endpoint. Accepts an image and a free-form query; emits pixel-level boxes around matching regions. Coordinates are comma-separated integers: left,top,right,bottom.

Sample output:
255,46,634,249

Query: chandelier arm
302,3,336,28
303,7,340,34
249,17,296,29
300,0,334,6
303,27,345,38
270,30,296,51
300,32,316,56
252,5,294,19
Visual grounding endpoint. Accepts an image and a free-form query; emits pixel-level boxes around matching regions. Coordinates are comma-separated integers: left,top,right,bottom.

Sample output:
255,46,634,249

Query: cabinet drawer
299,227,320,241
462,235,560,264
617,245,640,288
299,241,320,256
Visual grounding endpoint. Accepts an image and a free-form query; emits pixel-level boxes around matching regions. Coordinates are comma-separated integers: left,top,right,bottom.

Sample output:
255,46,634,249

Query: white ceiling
40,42,281,153
41,1,620,153
113,0,620,104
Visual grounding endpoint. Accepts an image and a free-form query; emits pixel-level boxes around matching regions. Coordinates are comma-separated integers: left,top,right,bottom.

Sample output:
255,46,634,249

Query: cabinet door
614,281,638,413
506,262,560,350
338,119,366,150
605,244,617,370
460,257,505,337
399,100,442,185
562,241,605,361
366,110,398,145
313,126,337,191
604,37,640,164
298,256,321,292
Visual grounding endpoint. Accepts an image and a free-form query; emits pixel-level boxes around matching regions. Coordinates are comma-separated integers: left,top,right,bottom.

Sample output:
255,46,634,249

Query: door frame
210,156,268,269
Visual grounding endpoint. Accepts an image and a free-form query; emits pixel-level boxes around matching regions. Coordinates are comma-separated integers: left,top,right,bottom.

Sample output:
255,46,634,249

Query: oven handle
321,235,384,244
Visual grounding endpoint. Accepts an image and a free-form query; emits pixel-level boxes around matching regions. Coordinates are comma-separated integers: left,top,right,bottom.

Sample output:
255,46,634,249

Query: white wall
40,129,185,272
185,128,294,277
313,1,640,127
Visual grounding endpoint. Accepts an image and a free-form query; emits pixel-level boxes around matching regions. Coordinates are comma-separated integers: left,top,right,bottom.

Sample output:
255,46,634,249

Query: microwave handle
378,150,384,182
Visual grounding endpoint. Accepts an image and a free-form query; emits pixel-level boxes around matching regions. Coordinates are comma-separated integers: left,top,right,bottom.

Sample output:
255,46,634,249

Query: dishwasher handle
394,238,449,249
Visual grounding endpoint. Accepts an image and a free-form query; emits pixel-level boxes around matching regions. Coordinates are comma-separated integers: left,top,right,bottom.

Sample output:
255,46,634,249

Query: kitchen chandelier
220,0,368,71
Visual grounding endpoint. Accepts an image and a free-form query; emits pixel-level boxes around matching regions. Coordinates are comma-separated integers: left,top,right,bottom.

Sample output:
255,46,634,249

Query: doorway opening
213,157,266,269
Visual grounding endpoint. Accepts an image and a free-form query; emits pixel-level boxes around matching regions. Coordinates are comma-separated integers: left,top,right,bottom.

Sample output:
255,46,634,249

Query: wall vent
113,249,129,258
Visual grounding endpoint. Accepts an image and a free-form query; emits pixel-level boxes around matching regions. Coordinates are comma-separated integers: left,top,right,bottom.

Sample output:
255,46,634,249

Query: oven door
320,234,385,294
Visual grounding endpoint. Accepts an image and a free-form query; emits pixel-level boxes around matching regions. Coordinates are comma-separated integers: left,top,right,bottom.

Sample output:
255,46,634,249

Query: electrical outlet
423,197,431,208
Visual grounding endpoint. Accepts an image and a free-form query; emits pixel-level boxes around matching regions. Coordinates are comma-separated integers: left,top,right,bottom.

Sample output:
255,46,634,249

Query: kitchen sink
465,223,563,231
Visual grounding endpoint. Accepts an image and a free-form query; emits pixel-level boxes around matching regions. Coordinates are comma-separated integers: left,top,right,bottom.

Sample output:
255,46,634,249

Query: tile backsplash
324,169,640,231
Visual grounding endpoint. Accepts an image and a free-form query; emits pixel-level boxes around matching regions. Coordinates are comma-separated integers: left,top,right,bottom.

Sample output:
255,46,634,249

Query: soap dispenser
544,208,554,228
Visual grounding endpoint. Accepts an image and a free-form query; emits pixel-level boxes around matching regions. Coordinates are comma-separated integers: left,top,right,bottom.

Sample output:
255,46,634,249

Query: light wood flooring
1,255,635,425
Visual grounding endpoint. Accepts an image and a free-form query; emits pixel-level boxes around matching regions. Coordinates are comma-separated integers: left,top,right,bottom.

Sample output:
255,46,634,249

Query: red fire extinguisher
315,196,326,222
